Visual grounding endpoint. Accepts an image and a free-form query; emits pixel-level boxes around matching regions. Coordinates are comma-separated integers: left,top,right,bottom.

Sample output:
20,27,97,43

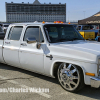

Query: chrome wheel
58,63,80,91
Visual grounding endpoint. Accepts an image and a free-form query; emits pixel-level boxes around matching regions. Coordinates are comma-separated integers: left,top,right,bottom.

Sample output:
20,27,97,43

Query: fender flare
50,60,86,82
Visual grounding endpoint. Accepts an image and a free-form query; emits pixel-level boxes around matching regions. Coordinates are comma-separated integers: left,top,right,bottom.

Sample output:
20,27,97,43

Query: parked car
0,26,5,39
2,24,10,33
0,23,2,26
77,25,98,39
0,22,100,92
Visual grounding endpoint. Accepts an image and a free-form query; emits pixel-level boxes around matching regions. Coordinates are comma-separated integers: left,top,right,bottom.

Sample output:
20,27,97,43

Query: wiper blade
60,38,79,41
59,39,67,41
57,38,77,42
71,38,79,41
56,39,67,42
56,38,83,42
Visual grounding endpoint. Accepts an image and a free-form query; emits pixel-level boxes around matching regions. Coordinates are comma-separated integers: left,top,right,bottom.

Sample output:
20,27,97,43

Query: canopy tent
78,11,100,25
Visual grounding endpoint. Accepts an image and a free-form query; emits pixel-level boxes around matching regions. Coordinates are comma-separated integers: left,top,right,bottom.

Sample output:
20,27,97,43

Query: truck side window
24,26,44,43
8,26,23,40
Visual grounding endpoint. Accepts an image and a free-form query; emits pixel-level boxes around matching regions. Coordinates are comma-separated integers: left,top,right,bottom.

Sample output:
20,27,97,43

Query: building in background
5,0,66,23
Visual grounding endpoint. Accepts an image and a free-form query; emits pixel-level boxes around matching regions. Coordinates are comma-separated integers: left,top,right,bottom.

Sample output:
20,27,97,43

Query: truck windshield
44,24,84,43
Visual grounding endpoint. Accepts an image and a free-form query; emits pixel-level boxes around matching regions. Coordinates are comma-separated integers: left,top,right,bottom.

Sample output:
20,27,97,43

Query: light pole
83,11,86,18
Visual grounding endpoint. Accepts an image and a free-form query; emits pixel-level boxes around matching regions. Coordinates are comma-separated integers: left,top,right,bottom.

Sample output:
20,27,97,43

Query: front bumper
90,77,100,88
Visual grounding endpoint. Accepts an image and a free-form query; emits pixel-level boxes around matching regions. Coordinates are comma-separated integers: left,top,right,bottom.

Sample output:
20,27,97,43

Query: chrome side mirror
26,37,37,44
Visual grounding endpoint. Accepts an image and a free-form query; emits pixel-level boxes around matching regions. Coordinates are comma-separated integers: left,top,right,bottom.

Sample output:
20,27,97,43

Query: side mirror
26,37,37,44
36,43,41,49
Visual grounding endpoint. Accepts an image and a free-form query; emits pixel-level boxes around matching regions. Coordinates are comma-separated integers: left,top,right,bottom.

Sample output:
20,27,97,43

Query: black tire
57,63,85,92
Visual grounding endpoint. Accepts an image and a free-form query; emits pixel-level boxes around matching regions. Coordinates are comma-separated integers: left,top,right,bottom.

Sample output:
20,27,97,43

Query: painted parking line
0,75,52,98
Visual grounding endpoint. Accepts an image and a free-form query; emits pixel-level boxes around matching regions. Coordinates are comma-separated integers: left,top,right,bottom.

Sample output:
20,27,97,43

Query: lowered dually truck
0,22,100,92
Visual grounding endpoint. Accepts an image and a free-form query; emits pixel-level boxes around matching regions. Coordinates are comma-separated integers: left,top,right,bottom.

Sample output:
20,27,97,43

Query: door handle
5,42,10,44
20,43,27,46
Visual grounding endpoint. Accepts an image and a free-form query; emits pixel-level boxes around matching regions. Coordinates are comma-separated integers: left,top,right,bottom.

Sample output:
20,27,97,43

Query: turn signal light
54,21,64,24
68,22,71,24
54,21,56,23
42,21,45,24
85,72,95,76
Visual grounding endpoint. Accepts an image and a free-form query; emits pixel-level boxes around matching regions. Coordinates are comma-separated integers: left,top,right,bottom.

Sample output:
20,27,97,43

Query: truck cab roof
10,22,72,26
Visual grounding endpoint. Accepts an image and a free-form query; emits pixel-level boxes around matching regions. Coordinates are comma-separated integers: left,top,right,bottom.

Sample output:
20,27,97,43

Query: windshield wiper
57,38,79,42
71,38,79,41
54,38,83,43
57,39,69,42
60,39,67,41
71,38,84,41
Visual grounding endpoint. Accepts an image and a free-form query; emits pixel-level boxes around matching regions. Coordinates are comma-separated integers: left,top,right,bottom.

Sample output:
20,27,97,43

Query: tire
57,63,84,92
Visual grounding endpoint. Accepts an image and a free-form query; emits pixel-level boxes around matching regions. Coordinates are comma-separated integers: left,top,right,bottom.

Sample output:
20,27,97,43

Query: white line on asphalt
0,75,52,98
72,98,76,100
59,92,68,95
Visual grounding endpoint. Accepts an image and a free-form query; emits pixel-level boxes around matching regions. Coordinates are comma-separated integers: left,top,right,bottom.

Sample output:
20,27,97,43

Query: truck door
19,26,45,74
3,26,23,67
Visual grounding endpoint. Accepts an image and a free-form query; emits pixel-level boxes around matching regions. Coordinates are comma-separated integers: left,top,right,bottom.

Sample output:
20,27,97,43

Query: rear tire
57,63,84,92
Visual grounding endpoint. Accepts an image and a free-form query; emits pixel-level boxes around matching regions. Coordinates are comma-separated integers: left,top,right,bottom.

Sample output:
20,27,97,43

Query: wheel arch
51,60,85,80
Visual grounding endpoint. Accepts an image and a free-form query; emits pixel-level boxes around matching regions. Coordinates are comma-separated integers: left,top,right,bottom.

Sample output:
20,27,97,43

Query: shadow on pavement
76,85,100,99
0,63,100,99
0,63,58,84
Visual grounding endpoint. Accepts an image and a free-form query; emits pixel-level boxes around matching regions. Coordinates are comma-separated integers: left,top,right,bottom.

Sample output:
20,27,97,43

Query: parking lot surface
0,63,99,100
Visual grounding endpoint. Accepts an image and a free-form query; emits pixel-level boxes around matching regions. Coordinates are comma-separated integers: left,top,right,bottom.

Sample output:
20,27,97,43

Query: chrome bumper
90,77,100,88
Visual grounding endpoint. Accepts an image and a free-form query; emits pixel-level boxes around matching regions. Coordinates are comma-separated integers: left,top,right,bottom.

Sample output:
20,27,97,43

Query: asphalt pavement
0,63,99,100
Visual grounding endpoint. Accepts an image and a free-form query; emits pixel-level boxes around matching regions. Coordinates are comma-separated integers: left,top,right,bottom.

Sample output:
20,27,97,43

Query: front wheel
57,63,84,92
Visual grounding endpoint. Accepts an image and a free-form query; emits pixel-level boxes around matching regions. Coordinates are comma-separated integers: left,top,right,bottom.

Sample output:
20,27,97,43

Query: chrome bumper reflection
90,77,100,88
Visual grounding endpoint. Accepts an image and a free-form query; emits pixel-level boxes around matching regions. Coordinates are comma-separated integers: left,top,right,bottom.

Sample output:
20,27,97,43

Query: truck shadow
76,85,100,99
0,63,100,99
0,63,58,84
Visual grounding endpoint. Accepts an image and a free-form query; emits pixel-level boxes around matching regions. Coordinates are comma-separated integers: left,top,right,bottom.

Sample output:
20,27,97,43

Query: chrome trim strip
3,46,19,51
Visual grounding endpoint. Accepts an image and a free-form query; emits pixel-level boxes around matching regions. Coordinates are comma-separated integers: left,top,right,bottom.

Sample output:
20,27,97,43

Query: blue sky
0,0,100,22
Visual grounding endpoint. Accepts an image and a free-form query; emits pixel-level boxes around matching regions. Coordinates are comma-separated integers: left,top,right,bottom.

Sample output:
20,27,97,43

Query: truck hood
49,40,100,63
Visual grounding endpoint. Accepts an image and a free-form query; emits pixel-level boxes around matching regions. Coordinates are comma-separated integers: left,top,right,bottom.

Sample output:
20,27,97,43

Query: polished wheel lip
58,63,80,91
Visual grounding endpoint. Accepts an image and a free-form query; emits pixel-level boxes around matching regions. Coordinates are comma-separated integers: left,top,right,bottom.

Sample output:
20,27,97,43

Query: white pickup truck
0,22,100,92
